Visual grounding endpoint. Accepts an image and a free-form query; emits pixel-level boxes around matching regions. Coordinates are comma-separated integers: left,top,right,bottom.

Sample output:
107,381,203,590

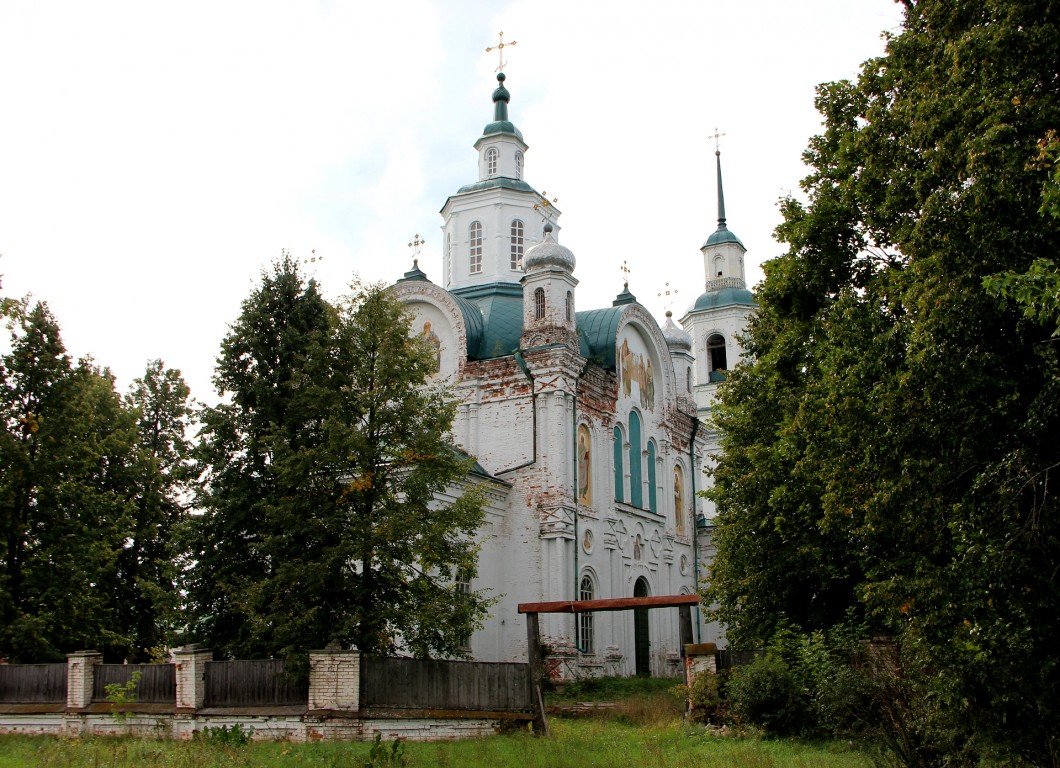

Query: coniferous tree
188,259,488,661
0,302,141,661
706,0,1060,761
113,360,193,661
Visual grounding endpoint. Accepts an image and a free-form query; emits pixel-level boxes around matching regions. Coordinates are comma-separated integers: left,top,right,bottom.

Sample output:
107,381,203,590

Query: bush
725,654,804,736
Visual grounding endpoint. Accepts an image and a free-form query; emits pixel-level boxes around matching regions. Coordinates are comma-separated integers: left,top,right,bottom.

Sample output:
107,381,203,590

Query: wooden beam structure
519,593,701,736
518,593,700,615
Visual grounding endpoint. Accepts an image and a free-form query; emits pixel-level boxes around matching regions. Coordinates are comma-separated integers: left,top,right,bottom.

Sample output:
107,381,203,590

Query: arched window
446,232,452,279
686,366,692,393
707,334,727,375
534,287,545,320
565,291,573,322
628,411,643,508
578,574,594,653
646,441,657,513
674,465,686,536
469,221,483,274
510,219,524,270
515,151,524,179
486,147,498,177
613,425,624,503
455,569,472,648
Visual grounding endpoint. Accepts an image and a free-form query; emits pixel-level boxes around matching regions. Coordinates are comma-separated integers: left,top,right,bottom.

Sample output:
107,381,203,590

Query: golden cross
657,281,679,311
486,31,517,72
709,128,726,153
533,191,559,225
408,233,424,259
620,259,631,288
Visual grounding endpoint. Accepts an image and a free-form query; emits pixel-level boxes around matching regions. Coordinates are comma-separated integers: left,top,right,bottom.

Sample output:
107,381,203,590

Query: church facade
391,71,755,677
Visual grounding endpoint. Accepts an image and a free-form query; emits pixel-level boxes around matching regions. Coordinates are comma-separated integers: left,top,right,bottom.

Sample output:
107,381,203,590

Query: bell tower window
534,287,545,320
708,332,725,377
510,220,524,270
515,151,524,179
486,147,498,177
469,221,483,274
565,291,573,322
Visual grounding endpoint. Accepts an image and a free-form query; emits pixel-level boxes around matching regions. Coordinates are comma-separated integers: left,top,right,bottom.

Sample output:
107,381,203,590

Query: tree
188,258,489,661
112,361,193,661
706,1,1060,763
0,302,141,661
186,255,334,659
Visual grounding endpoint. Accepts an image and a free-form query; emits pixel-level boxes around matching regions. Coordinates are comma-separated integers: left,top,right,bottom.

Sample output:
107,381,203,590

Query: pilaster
308,649,361,713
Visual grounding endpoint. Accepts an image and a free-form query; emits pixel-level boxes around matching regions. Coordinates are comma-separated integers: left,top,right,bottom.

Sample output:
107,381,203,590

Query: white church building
391,71,755,678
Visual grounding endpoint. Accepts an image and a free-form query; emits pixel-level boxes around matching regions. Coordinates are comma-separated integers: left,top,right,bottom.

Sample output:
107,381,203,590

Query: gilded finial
407,233,425,260
486,31,517,73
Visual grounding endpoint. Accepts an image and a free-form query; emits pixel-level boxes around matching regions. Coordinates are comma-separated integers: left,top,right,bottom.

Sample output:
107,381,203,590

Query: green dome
702,226,745,249
690,286,756,311
483,73,524,140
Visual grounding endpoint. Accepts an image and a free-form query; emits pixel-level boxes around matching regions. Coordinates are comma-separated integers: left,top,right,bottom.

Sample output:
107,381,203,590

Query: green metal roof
451,282,524,360
482,120,524,140
690,286,757,311
576,307,624,370
455,177,536,195
703,226,746,249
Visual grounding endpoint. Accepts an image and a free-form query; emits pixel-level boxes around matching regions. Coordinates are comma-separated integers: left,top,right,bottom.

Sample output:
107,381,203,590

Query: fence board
362,657,531,712
204,660,307,707
92,664,176,703
714,649,765,671
0,664,67,704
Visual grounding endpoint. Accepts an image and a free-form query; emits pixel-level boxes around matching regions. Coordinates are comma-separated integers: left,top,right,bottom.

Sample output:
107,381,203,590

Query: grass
0,720,871,768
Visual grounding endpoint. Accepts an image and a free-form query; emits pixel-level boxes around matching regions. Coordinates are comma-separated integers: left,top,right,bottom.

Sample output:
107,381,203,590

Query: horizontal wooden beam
518,594,701,614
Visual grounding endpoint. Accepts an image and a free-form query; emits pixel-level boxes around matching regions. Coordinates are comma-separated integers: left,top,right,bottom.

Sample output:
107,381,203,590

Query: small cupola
520,222,578,349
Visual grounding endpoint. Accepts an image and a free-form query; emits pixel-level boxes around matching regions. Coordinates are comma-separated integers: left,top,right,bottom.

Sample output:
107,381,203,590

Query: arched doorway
633,577,650,676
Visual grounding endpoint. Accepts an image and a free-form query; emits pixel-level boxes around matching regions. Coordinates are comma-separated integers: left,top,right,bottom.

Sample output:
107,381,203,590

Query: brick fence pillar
172,645,213,711
66,650,102,710
309,649,361,713
683,642,718,716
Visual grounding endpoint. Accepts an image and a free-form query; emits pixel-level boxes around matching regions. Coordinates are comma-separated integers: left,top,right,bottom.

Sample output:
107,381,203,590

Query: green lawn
0,719,871,768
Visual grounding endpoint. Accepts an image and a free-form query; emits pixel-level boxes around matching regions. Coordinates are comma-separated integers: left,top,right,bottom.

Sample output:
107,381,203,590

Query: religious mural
674,465,686,536
420,320,441,373
577,423,592,506
618,332,656,411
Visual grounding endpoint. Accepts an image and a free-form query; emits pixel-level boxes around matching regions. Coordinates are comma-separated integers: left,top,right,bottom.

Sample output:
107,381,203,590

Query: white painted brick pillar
309,649,361,713
66,650,102,710
684,642,717,686
172,646,213,710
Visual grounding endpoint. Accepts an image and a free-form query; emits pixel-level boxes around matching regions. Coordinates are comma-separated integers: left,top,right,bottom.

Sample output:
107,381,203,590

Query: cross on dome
486,31,517,73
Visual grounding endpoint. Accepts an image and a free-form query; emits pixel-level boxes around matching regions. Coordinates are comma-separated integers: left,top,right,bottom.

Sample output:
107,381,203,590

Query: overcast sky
0,1,904,403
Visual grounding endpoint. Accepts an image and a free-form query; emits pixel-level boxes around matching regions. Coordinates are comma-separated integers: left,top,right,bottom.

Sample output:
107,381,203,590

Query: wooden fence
203,660,308,707
92,664,176,703
715,649,765,671
362,657,532,712
0,664,67,704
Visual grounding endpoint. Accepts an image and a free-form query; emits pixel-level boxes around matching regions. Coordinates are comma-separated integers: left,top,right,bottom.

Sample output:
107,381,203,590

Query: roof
690,286,757,311
703,225,746,249
455,177,537,196
451,282,524,360
576,307,624,370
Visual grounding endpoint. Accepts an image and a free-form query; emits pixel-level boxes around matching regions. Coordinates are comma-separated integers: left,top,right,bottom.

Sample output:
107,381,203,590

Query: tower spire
715,149,727,230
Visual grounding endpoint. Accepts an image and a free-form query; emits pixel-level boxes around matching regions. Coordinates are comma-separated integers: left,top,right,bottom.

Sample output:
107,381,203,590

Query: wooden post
525,612,549,736
678,605,693,655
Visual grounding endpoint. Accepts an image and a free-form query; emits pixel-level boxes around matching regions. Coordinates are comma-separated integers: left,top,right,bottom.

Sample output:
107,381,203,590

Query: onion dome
524,222,575,272
482,73,524,141
662,311,692,351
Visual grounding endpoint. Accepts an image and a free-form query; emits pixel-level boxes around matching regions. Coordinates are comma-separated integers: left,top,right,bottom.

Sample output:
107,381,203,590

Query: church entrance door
633,577,650,676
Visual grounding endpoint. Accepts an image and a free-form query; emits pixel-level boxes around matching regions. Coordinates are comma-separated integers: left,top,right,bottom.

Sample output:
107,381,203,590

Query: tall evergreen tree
113,361,193,661
0,302,141,661
188,260,488,661
706,1,1060,762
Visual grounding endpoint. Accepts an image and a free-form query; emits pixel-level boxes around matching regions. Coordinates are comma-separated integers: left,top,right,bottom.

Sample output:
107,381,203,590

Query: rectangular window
469,222,483,274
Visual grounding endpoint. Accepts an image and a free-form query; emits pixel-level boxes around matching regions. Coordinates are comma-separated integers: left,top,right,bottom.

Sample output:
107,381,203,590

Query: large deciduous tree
188,258,488,661
706,0,1059,762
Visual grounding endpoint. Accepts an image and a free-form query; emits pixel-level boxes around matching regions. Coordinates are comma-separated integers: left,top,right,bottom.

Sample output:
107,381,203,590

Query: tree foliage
1,304,136,660
188,257,489,661
706,1,1060,763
